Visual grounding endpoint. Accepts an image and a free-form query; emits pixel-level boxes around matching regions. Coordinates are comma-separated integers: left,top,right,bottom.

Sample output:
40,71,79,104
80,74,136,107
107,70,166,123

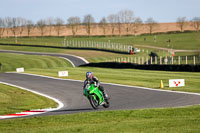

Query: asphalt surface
1,72,200,117
0,50,88,67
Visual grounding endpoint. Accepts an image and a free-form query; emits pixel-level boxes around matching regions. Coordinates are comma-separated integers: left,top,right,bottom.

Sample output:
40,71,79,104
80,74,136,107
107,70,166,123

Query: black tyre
89,94,99,109
103,99,110,108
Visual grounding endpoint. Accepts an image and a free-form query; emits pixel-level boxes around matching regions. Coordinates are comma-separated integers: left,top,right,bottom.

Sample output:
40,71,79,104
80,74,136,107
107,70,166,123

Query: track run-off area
0,50,200,119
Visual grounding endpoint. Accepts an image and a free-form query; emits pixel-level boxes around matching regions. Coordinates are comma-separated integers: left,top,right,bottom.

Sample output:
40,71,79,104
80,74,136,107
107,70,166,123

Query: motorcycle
84,83,110,109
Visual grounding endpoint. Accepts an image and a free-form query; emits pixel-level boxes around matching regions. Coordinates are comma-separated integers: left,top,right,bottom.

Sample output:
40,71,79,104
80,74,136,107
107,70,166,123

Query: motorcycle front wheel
89,94,99,109
103,99,110,108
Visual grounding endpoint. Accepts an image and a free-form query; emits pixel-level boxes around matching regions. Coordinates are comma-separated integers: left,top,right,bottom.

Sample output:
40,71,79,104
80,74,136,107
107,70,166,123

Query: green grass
0,106,200,133
0,83,57,115
0,32,200,50
0,53,73,72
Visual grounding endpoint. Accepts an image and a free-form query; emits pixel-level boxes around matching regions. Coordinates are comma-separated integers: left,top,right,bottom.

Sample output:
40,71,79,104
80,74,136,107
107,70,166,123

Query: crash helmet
86,71,93,79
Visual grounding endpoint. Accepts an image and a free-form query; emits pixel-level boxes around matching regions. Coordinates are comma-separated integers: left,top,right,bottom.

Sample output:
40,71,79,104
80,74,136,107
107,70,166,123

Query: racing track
0,50,200,118
1,73,200,117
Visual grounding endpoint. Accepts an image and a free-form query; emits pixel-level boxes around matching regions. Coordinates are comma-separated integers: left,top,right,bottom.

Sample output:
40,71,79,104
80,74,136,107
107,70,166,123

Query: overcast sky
0,0,199,23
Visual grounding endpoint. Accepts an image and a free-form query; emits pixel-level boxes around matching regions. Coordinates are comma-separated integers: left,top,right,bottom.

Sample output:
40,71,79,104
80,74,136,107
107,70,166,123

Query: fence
63,40,131,53
112,55,200,65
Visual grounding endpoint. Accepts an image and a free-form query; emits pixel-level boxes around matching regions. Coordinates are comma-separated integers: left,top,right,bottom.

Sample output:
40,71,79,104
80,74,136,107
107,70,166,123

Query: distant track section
0,50,88,67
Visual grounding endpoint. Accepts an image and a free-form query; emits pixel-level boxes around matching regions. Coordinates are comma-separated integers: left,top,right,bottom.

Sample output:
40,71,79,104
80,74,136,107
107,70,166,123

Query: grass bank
0,83,57,115
0,53,73,72
0,32,199,50
0,106,200,133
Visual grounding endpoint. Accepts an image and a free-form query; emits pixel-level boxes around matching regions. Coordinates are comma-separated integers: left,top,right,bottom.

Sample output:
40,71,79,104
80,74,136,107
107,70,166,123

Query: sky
0,0,199,23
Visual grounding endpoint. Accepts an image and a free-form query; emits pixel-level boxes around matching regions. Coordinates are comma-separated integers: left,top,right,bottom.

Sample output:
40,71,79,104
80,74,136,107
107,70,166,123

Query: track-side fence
63,40,130,53
111,55,200,65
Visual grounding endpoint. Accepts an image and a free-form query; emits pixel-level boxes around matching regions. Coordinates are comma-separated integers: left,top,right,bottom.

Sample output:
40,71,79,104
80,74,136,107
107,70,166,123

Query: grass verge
0,83,57,115
23,67,200,93
0,106,200,133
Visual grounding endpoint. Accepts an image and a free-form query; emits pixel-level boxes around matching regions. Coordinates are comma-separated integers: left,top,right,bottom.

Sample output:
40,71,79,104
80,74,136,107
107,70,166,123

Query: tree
83,14,95,36
99,17,107,36
116,14,122,36
4,17,12,37
37,19,46,36
145,18,158,34
26,20,34,37
191,17,200,31
55,18,64,36
10,17,18,37
46,17,55,36
107,14,118,36
176,17,187,32
0,18,6,37
17,17,26,37
67,16,80,36
132,17,143,34
118,10,134,35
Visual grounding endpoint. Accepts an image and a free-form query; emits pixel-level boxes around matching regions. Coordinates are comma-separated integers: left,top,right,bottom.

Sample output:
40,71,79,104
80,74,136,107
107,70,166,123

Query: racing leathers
83,76,108,99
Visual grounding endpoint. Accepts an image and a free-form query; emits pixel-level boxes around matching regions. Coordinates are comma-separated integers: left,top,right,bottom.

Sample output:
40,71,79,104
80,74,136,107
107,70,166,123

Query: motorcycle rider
83,71,109,100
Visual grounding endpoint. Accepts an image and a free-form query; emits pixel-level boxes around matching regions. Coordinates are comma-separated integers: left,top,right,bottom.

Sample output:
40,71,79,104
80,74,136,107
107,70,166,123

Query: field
0,32,200,132
0,32,200,50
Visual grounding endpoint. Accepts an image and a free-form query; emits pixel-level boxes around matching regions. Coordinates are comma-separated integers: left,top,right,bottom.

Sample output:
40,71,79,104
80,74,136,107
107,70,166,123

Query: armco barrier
80,62,200,72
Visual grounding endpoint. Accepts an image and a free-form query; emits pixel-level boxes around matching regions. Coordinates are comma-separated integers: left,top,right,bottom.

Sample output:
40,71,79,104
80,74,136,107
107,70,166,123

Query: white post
160,56,162,64
178,56,180,65
138,57,140,64
146,57,148,65
194,56,196,65
135,57,136,64
155,56,157,64
186,56,187,64
142,57,144,64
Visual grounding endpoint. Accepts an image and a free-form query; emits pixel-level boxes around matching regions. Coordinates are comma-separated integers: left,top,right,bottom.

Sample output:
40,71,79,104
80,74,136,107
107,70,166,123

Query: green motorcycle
84,83,110,109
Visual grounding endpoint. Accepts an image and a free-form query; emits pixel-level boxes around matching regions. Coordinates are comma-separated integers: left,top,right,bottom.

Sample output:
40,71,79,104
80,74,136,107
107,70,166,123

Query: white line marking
59,57,75,67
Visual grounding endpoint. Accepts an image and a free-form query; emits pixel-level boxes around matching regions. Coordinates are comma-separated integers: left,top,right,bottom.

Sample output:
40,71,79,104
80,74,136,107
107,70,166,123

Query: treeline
0,10,200,37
